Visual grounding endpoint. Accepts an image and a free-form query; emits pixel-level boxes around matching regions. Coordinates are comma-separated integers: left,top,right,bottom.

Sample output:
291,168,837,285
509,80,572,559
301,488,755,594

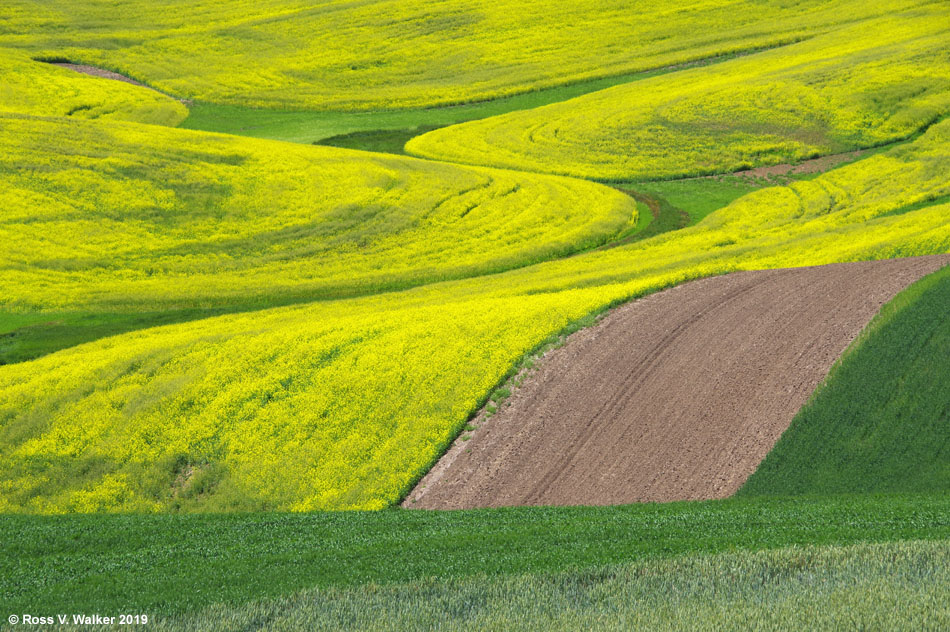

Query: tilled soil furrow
406,255,950,509
521,274,775,504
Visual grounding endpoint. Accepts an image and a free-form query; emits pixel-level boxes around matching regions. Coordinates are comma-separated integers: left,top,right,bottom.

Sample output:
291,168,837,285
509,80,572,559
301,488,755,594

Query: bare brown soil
52,63,147,86
406,255,950,509
702,149,867,184
737,150,866,180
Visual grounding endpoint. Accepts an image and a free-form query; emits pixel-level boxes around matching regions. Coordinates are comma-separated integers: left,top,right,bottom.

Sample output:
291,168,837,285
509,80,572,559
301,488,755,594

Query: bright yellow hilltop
0,0,926,110
407,10,950,179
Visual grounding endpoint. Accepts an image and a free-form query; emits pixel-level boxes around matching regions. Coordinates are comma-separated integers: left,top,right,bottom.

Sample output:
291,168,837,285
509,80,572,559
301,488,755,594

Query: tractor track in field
405,255,950,510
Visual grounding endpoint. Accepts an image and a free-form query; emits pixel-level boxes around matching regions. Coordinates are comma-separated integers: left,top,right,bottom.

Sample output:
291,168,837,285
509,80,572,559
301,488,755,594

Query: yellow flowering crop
407,11,950,179
0,49,186,126
2,0,949,514
0,0,927,110
0,114,637,312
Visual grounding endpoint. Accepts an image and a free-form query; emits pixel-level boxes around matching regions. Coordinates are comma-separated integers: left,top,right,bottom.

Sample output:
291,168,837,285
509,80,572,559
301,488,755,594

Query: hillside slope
741,264,950,496
408,9,950,179
0,0,929,110
0,49,186,125
0,114,637,314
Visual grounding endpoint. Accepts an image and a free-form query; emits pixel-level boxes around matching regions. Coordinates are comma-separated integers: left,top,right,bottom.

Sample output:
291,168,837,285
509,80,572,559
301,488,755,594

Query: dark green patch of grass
314,125,445,155
741,264,950,496
609,190,689,241
1,494,947,616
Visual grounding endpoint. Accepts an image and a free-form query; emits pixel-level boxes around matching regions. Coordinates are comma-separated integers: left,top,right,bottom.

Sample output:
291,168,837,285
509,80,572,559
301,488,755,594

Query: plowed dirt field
407,255,950,509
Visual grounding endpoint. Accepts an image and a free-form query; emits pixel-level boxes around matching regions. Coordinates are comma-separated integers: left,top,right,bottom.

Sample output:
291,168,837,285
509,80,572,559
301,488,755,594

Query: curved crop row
0,0,925,110
407,10,950,180
2,120,948,513
0,49,186,126
0,114,637,312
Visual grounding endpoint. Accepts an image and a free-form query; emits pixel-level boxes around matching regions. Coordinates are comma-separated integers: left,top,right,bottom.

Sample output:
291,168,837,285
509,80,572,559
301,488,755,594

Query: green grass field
2,494,947,617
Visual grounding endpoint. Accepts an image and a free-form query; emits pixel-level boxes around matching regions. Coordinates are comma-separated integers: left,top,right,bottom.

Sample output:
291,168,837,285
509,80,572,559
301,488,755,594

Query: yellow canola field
0,49,186,126
0,114,637,312
2,120,948,513
407,11,950,180
0,0,925,110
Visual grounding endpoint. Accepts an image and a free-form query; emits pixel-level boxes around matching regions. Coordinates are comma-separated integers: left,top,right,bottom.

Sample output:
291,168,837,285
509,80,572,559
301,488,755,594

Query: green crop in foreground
1,118,948,512
741,265,950,496
149,540,950,631
1,494,947,617
408,8,950,180
0,0,909,111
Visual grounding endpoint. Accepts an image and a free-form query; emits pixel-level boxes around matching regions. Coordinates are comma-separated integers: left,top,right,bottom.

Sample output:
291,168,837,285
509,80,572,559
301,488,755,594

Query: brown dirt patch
737,150,866,180
697,149,867,184
52,63,148,86
406,255,950,509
